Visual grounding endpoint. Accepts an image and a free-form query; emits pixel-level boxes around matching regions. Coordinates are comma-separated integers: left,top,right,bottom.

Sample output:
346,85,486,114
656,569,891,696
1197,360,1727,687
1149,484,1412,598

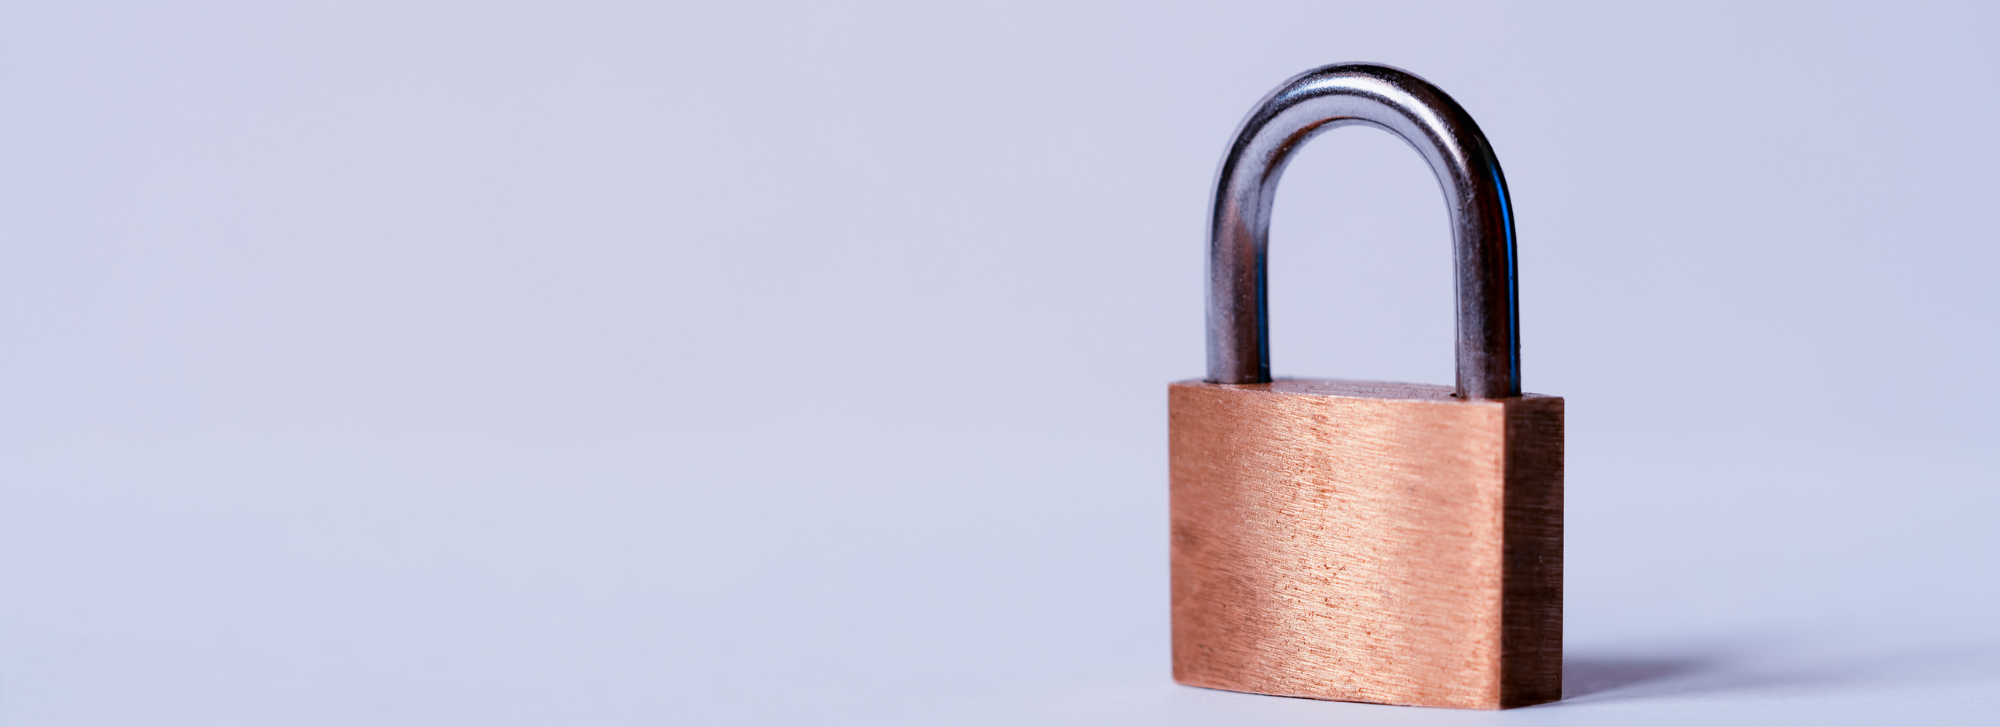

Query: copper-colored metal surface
1170,379,1562,709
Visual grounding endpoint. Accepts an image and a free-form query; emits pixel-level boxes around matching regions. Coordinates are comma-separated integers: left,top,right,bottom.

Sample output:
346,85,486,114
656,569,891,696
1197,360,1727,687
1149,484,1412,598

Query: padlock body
1170,379,1562,709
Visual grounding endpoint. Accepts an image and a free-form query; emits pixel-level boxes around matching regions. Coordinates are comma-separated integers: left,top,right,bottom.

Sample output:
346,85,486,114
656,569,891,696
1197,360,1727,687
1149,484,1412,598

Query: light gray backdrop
2,1,1995,724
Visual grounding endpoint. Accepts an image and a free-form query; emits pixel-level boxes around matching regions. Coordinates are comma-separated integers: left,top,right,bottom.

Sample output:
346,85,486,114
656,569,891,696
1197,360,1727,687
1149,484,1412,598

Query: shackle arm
1206,63,1521,399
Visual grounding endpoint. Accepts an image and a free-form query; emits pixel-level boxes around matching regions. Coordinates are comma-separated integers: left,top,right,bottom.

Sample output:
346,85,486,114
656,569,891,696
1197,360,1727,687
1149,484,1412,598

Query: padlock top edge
1171,378,1557,404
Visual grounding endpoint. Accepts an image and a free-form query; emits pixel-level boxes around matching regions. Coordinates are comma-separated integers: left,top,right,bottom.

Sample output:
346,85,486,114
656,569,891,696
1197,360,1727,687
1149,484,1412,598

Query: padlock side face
1169,379,1562,709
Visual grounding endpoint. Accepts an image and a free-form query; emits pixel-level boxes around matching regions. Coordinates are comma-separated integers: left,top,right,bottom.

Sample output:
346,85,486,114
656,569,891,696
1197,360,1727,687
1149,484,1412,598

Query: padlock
1169,63,1563,710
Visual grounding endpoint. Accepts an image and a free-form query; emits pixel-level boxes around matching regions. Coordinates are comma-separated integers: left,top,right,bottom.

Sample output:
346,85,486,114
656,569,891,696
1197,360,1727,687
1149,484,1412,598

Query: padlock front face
1169,379,1562,709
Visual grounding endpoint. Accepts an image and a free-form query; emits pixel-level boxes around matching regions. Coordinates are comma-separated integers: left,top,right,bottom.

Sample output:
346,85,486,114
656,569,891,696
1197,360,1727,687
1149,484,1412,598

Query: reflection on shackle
1206,63,1521,399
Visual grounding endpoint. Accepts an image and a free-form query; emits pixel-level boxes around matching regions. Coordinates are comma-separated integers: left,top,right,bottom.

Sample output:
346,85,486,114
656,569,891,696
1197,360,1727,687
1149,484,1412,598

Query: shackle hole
1266,128,1454,386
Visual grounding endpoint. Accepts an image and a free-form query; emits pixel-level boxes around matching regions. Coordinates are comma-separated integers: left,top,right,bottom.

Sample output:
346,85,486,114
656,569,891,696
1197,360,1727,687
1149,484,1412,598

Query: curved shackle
1207,63,1521,399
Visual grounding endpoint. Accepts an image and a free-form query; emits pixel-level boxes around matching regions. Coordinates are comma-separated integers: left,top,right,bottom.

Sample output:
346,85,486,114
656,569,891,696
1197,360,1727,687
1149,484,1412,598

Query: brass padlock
1169,64,1563,710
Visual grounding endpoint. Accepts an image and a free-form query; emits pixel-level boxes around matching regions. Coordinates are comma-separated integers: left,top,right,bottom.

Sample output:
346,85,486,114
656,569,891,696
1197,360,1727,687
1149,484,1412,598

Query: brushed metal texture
1169,379,1562,709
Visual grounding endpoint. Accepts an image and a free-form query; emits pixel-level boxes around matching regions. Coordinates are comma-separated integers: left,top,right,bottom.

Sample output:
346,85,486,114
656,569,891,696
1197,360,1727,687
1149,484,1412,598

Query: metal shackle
1207,63,1521,399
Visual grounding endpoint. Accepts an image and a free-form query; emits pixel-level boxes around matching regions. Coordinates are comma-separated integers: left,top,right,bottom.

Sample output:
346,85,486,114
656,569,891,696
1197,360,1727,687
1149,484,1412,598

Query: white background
2,1,1996,724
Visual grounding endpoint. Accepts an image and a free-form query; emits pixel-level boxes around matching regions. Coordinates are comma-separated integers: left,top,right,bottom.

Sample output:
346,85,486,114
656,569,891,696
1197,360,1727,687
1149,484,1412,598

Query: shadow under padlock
1169,63,1563,710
